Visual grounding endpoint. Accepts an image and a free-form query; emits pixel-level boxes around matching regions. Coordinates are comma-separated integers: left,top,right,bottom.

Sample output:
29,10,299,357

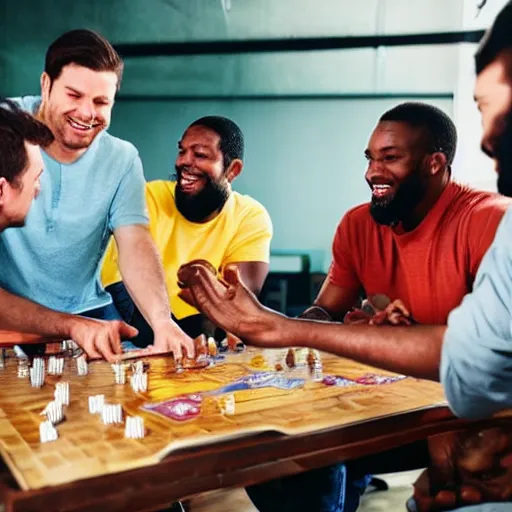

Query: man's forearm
117,229,173,328
0,287,77,338
277,317,445,381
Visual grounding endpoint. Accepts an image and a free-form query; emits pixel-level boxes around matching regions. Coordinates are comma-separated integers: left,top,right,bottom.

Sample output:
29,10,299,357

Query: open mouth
179,171,204,191
371,183,393,199
67,116,100,132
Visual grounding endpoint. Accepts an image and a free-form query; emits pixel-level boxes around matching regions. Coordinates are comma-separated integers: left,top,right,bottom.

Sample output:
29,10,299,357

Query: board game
0,342,446,491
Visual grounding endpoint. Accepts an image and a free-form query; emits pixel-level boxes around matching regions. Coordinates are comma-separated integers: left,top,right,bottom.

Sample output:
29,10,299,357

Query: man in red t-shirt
314,102,510,326
229,103,512,512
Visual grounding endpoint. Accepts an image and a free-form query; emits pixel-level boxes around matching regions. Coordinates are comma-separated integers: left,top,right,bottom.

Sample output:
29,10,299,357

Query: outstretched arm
114,224,194,359
179,263,444,380
0,287,138,362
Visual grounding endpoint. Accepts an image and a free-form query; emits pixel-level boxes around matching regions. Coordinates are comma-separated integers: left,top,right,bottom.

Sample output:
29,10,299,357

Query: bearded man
102,116,273,345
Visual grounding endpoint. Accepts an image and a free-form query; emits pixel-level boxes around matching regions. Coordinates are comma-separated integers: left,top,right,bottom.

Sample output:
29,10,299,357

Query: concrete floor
188,469,422,511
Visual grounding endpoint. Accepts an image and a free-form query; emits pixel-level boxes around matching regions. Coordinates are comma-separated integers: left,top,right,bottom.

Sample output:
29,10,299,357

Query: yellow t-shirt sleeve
222,201,273,266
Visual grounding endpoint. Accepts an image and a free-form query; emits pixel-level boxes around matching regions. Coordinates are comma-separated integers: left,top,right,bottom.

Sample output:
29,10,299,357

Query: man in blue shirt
3,30,193,360
0,99,139,361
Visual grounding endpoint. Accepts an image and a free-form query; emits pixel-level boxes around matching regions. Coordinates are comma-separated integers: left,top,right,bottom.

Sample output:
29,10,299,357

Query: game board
0,345,446,490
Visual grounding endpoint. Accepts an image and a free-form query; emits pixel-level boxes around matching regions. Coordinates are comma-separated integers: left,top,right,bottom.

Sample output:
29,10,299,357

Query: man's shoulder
450,183,512,221
9,96,41,114
337,202,373,229
231,191,270,218
98,131,139,160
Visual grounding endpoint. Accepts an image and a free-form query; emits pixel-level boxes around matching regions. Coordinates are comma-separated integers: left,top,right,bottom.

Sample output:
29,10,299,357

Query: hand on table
149,320,195,360
344,297,414,326
177,262,280,346
70,317,138,363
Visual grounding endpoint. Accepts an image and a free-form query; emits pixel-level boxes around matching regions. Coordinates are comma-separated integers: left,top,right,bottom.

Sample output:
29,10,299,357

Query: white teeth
373,184,391,189
68,118,94,130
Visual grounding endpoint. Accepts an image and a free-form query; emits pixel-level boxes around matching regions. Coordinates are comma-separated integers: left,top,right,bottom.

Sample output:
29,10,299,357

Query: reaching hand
69,318,138,363
150,320,195,360
177,262,279,345
370,299,415,326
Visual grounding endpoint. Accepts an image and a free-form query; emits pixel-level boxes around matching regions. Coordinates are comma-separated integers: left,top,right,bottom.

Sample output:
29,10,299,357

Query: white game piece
30,357,45,388
88,394,105,414
111,363,126,384
40,400,64,424
76,354,88,376
48,356,65,375
129,372,148,393
125,416,145,439
220,394,235,415
39,420,58,443
311,361,324,382
131,360,144,375
54,382,70,406
101,404,123,425
17,358,29,378
294,348,309,366
0,348,5,369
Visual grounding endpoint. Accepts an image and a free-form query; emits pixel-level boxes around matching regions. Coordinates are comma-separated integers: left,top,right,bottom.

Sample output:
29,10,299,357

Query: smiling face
40,63,117,154
364,121,432,226
174,125,232,222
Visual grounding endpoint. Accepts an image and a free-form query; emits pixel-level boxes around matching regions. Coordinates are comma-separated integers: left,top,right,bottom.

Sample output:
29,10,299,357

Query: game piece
294,348,308,366
17,358,29,378
285,348,296,368
0,348,5,369
182,335,209,369
207,337,217,357
219,394,235,415
30,357,45,388
88,394,105,414
40,400,64,424
47,355,64,375
218,338,229,353
125,416,145,439
275,363,284,372
130,372,148,393
75,354,88,376
111,362,126,384
39,420,58,443
101,404,123,425
131,360,144,375
54,382,70,406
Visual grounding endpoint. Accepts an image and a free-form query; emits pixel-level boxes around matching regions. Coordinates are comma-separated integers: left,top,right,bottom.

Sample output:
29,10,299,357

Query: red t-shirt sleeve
327,213,361,290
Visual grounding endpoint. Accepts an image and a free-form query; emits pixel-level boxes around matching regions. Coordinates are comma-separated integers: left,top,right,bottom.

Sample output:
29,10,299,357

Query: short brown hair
0,99,54,185
45,29,124,89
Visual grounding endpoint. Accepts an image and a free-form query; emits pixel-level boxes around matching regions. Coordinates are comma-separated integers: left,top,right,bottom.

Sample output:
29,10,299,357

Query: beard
370,170,426,226
495,112,512,197
174,169,231,223
45,107,104,151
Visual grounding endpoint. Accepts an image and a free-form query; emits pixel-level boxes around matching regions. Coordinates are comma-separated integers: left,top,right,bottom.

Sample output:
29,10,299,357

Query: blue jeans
246,463,371,512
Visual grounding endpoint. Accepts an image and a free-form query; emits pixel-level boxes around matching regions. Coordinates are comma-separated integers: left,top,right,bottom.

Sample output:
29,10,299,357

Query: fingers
223,264,242,286
117,321,139,340
177,288,197,308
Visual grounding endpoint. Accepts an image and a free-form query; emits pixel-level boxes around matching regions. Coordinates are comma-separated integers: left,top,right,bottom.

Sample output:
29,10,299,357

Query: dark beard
175,171,230,223
370,171,425,226
495,113,512,197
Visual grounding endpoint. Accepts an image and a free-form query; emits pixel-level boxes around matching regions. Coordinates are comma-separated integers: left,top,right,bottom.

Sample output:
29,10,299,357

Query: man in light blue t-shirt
0,99,138,362
3,29,193,361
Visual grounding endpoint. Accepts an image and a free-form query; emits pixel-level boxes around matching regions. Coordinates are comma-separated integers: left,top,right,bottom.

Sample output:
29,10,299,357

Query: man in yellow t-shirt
101,116,273,345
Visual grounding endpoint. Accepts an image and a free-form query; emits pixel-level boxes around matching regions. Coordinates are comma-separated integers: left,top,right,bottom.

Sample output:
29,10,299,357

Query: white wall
110,97,452,271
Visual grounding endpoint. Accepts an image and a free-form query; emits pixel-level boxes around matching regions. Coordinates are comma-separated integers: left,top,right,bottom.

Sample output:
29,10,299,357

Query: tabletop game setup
0,335,446,492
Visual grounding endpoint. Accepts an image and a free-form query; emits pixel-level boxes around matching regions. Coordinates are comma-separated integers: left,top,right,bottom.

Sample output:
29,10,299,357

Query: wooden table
0,342,464,512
